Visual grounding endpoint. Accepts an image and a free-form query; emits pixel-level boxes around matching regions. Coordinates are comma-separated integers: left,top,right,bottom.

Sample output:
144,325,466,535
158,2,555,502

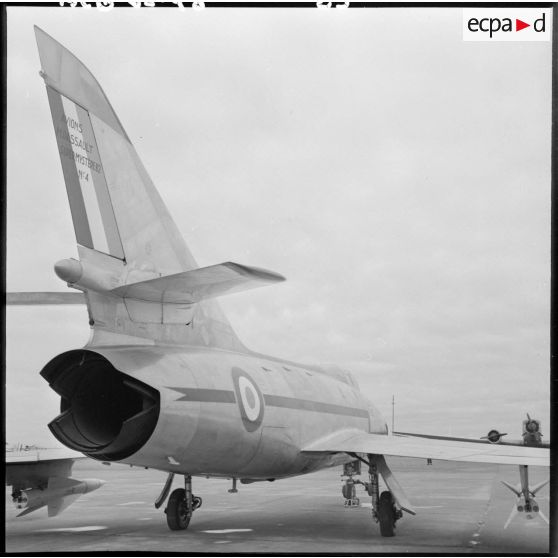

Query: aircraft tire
166,488,191,530
377,491,396,537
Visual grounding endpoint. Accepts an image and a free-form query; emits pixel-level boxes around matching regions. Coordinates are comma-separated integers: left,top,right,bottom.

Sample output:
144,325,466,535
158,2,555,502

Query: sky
5,5,551,447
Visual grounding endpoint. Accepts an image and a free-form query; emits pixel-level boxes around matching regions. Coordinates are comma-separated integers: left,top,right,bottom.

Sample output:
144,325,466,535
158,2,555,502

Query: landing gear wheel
166,488,190,530
342,483,356,500
378,491,396,537
193,496,202,511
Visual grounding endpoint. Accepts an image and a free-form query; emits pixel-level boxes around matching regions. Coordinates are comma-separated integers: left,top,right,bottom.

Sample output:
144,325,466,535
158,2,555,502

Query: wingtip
225,262,287,283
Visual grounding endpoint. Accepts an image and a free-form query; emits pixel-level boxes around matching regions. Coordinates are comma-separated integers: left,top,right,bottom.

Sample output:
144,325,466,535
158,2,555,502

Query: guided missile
15,477,105,517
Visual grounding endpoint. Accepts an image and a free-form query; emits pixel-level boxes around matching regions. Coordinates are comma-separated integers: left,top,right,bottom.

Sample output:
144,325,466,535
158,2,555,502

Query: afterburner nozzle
54,258,83,284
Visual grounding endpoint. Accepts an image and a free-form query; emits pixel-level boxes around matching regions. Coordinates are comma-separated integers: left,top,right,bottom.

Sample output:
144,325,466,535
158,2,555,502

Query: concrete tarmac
5,457,550,554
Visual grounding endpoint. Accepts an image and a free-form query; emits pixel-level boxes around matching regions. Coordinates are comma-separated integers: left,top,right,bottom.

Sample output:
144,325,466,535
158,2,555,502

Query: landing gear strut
367,456,400,537
165,475,202,531
346,453,406,537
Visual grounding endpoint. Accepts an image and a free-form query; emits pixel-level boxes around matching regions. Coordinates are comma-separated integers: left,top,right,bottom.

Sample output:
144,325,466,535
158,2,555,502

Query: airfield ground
5,456,550,554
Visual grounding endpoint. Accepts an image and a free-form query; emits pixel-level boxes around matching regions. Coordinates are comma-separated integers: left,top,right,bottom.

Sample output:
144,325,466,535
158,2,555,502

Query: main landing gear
161,474,202,531
345,453,405,537
367,455,401,537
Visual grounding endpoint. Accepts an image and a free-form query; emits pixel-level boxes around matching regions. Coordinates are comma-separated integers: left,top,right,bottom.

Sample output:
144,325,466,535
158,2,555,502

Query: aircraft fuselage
42,344,387,479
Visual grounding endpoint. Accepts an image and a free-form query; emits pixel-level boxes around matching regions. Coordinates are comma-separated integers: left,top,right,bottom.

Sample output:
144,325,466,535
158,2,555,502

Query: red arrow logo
516,19,530,31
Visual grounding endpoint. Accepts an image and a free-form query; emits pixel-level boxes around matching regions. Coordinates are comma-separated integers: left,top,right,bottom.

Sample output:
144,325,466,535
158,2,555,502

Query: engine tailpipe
41,349,160,461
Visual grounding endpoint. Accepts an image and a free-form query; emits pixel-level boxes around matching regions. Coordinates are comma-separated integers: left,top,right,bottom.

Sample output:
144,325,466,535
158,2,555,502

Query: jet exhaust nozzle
40,349,160,461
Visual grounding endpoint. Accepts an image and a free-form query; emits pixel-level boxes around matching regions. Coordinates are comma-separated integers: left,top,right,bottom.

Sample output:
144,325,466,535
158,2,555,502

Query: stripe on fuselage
263,394,369,419
167,387,368,419
172,388,236,403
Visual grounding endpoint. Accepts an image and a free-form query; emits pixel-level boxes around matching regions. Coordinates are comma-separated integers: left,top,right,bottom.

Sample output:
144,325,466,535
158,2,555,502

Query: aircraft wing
6,451,77,490
394,430,551,449
6,450,104,517
302,430,549,467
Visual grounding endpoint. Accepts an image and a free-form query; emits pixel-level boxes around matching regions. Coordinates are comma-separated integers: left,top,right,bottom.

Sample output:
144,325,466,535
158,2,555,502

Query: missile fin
503,504,519,529
530,479,549,496
501,480,521,497
16,504,45,517
48,493,81,517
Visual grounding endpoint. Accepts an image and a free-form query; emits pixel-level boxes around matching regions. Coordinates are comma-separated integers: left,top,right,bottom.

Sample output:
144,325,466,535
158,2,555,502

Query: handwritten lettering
96,0,114,10
70,134,94,154
55,127,94,155
60,114,82,133
60,1,206,8
77,169,90,182
59,1,91,7
59,144,102,174
316,1,350,7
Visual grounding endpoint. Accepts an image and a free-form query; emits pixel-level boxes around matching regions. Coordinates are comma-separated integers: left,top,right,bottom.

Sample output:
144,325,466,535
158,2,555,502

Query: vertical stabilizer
34,27,249,351
35,26,197,274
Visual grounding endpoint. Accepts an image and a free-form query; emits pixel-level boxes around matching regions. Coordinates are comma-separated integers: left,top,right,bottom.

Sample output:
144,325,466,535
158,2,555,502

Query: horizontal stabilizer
111,262,285,304
7,292,85,305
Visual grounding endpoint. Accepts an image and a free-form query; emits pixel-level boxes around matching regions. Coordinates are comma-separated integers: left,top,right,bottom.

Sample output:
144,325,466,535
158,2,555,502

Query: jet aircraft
7,26,549,537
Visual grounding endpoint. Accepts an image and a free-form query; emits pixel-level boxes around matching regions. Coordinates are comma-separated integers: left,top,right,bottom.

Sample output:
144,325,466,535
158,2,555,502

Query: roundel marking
232,368,264,432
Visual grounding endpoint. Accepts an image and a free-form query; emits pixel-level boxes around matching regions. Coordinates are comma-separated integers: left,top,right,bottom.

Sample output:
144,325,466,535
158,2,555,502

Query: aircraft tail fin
35,25,197,274
34,27,283,349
